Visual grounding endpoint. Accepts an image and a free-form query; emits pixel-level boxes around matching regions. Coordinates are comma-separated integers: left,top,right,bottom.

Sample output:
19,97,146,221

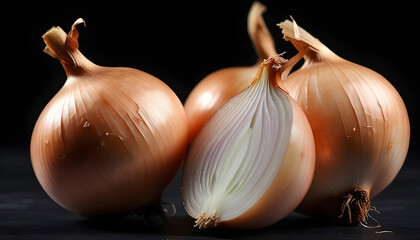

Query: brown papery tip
338,187,381,227
42,18,86,60
194,212,220,230
42,26,69,59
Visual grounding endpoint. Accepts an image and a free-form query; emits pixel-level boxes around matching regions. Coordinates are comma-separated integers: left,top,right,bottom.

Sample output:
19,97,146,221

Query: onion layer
30,19,188,217
278,19,410,224
182,55,315,229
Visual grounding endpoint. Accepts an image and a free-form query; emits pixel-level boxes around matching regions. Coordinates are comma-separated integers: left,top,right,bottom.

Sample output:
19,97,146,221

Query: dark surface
1,148,420,240
1,0,420,239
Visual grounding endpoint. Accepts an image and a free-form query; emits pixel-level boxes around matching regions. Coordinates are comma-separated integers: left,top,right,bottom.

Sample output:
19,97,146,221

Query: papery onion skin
184,1,277,143
182,56,315,229
279,20,410,223
30,19,188,217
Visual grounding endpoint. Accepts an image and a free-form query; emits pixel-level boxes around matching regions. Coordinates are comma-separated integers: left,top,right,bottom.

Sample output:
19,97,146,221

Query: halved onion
181,56,315,229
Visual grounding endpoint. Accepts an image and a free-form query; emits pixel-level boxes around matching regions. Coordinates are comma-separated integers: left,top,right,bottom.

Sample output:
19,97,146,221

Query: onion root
194,212,220,230
338,187,380,227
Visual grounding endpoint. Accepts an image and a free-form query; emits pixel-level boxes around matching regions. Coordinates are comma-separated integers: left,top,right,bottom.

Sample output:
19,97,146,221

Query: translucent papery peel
182,56,315,229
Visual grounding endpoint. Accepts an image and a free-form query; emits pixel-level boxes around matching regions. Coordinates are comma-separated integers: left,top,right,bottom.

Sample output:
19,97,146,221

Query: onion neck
253,53,304,93
61,51,96,77
248,2,277,65
253,51,305,93
252,56,286,90
42,22,96,77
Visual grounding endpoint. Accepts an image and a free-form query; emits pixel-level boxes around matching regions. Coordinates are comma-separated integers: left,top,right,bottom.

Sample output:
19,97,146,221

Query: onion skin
30,19,188,217
279,20,410,223
184,2,277,143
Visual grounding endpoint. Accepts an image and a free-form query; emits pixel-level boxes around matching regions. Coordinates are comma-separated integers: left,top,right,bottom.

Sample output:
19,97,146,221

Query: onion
181,55,315,229
184,1,277,143
30,19,188,217
278,19,410,225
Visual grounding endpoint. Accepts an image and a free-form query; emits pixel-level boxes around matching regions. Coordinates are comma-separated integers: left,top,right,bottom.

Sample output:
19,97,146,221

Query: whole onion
30,19,188,217
278,19,410,224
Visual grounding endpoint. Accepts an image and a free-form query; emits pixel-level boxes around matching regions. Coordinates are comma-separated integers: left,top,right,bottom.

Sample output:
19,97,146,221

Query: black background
1,0,419,239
